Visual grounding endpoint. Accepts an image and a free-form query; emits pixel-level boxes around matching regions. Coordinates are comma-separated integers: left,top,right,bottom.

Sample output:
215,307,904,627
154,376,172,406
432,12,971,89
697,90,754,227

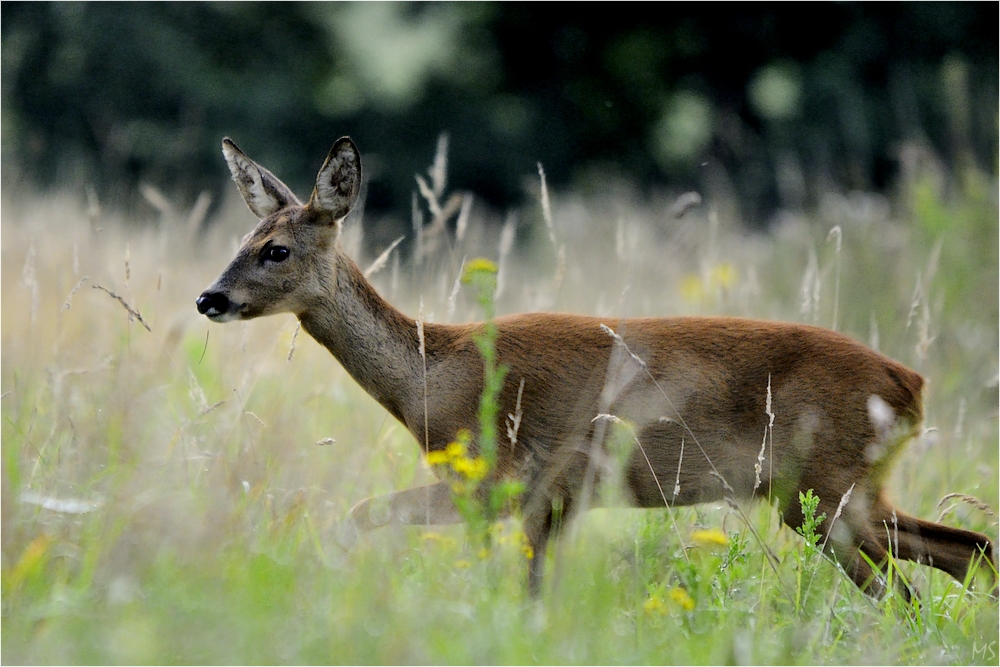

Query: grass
2,155,998,664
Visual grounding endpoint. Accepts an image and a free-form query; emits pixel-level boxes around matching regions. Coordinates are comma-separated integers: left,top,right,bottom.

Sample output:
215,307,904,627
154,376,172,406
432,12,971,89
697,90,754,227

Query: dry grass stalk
140,183,173,217
446,256,466,322
411,193,424,264
905,271,937,361
426,193,464,241
952,398,966,444
800,247,820,323
85,184,101,227
363,235,405,279
669,191,702,219
506,378,525,449
455,194,473,242
551,244,566,295
415,175,441,220
430,132,449,199
244,411,266,428
672,437,684,501
820,483,856,553
411,134,464,263
936,493,998,525
868,312,880,352
187,191,213,233
92,284,151,331
287,321,301,362
916,295,935,361
188,369,209,412
495,213,516,299
826,225,841,331
61,276,90,311
416,300,429,451
537,162,555,246
22,242,38,324
754,374,774,493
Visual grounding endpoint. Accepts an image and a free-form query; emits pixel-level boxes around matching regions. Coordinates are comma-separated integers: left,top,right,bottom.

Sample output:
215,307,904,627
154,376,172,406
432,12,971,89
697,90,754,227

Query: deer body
198,136,993,597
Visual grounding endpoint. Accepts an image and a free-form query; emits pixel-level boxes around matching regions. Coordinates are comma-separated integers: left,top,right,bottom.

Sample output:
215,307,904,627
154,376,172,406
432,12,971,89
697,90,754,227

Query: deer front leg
335,481,462,551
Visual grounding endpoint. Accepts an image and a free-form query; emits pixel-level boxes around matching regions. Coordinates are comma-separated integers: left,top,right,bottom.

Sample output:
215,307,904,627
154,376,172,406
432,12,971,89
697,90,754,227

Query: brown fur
198,137,995,598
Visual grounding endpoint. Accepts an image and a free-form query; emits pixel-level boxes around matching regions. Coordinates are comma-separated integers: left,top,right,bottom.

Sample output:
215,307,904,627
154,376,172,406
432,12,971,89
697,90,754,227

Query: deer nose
196,291,230,316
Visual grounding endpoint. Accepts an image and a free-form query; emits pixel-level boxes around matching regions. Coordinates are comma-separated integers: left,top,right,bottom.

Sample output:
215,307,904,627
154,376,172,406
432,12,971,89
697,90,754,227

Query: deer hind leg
521,506,555,597
780,484,908,598
870,499,996,588
336,481,462,551
518,485,576,598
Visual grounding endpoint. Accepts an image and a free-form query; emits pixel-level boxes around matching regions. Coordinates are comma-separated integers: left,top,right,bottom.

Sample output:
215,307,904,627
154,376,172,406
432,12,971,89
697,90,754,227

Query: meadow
2,150,997,664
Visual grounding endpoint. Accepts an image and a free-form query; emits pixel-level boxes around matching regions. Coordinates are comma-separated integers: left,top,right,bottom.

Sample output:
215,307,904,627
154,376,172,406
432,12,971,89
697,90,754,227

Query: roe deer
197,136,994,598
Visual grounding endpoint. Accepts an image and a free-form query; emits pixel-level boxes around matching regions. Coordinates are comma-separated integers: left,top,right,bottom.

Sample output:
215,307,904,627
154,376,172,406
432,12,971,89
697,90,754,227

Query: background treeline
2,2,997,227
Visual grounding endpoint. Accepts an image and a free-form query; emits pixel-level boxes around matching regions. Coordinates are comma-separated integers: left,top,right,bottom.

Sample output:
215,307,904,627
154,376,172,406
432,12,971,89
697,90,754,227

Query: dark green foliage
3,3,997,227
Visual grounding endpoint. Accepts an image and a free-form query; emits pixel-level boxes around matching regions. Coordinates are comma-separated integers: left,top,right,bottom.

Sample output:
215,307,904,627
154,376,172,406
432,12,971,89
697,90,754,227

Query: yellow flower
680,263,738,303
425,450,450,466
711,262,737,289
452,456,488,480
461,258,499,284
445,440,466,459
669,587,695,611
691,528,728,548
643,595,666,616
454,559,472,569
421,532,457,548
679,274,704,302
505,527,534,560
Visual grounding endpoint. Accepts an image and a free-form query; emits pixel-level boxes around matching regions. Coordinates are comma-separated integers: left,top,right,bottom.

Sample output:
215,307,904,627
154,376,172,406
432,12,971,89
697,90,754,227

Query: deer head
196,137,362,321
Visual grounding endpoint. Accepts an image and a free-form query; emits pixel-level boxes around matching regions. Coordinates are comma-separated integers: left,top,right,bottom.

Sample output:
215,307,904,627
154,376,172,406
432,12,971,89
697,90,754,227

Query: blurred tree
2,3,996,228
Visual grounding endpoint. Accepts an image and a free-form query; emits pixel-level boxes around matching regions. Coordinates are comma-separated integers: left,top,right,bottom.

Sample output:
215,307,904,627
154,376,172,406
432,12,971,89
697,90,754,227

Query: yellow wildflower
425,450,450,466
669,587,695,611
679,274,704,302
445,440,466,459
421,532,457,548
505,527,534,560
461,258,499,284
691,528,728,548
711,262,737,289
643,595,666,616
454,559,472,569
452,456,488,480
679,263,738,303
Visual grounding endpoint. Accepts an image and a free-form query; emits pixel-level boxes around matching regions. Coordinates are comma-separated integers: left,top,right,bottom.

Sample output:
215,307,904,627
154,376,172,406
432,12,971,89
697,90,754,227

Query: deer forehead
239,212,298,246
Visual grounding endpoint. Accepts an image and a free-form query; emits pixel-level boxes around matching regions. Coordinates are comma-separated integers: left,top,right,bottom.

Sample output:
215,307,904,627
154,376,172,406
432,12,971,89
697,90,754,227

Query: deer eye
264,246,289,263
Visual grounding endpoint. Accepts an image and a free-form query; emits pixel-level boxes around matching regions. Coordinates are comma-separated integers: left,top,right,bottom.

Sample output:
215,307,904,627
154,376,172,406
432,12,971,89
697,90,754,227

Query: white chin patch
206,310,241,323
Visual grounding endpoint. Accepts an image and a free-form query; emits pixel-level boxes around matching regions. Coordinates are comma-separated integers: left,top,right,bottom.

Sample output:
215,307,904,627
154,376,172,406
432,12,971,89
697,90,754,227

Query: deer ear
222,138,301,219
308,137,362,223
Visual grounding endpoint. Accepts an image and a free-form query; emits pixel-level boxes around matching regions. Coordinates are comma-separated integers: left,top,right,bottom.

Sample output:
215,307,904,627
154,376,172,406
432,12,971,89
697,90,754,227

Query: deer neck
298,253,422,424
